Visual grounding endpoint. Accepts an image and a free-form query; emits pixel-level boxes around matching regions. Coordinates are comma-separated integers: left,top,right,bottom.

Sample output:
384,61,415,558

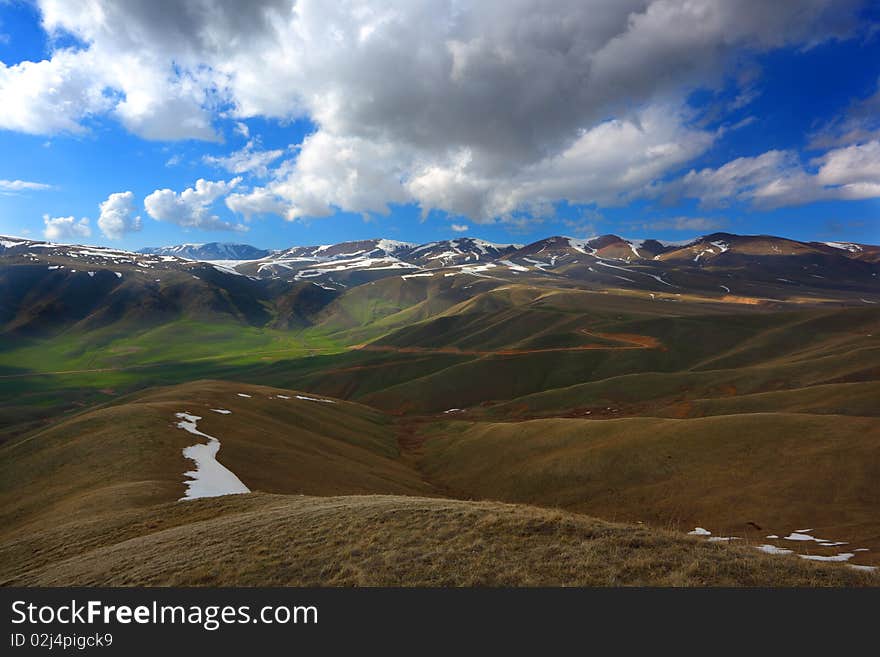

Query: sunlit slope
347,307,878,414
0,380,431,538
417,413,880,565
3,493,873,587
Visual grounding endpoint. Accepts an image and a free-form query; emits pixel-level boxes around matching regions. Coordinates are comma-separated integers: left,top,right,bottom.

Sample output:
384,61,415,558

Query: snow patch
500,260,529,272
756,544,793,555
175,413,249,501
296,395,336,403
849,564,877,572
823,241,862,253
799,552,855,563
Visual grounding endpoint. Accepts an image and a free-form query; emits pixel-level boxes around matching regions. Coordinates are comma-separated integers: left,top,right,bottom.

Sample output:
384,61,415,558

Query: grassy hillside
3,294,877,443
0,380,431,537
1,256,878,586
2,493,873,587
1,379,876,586
416,413,880,566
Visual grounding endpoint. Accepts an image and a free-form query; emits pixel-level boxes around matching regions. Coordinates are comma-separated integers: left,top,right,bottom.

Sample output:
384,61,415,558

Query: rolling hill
1,231,878,586
0,381,874,586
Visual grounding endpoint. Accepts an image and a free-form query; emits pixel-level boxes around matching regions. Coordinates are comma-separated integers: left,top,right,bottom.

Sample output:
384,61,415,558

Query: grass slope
0,380,431,538
2,493,873,587
417,413,880,566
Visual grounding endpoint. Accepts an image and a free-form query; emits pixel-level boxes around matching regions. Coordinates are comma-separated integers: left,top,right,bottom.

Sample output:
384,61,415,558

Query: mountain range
138,242,271,260
1,229,879,585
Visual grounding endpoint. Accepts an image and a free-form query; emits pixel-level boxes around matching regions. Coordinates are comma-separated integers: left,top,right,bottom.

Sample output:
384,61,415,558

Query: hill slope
2,493,873,587
416,413,880,566
1,380,877,585
0,380,431,537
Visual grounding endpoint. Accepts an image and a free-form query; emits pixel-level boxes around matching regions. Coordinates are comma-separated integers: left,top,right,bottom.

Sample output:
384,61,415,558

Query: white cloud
2,0,868,221
450,224,469,232
816,140,880,190
234,122,250,139
227,131,411,221
43,214,91,241
667,139,880,209
204,140,285,176
0,179,53,192
0,48,113,135
144,177,246,231
406,105,715,222
227,103,715,224
97,191,142,239
225,186,291,220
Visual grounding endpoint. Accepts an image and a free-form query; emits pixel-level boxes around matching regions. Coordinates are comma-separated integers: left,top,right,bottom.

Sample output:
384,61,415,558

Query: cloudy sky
1,0,878,249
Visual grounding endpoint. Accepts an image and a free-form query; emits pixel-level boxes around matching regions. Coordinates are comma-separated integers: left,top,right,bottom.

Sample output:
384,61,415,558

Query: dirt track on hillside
0,331,661,379
352,330,662,357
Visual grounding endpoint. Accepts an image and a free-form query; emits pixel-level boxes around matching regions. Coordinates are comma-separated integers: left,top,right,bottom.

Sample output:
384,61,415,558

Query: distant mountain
2,231,878,329
236,239,418,283
404,237,521,268
0,237,336,336
138,242,271,260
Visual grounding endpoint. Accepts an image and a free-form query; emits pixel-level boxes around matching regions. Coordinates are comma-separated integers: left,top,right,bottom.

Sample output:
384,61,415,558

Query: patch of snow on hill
756,544,793,555
500,259,528,272
175,412,249,500
799,552,855,563
565,237,598,255
295,395,336,403
824,242,862,252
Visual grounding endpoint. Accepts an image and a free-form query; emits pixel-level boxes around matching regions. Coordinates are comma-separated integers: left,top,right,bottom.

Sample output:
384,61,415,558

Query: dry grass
3,493,875,587
0,380,432,539
2,380,877,587
418,413,880,565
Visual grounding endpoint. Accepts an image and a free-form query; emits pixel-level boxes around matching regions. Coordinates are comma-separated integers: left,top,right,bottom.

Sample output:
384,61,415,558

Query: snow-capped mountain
3,232,877,298
138,242,271,260
404,238,521,268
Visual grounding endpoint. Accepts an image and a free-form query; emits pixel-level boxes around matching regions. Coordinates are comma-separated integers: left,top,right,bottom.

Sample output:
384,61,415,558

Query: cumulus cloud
204,140,286,176
231,104,715,223
227,131,411,221
2,1,869,221
43,214,91,241
666,139,880,209
0,179,53,193
144,178,246,231
225,186,291,220
97,191,142,239
0,48,112,135
450,224,469,233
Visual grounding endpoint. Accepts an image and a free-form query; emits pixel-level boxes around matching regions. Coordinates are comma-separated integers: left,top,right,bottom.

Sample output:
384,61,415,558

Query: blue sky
1,1,878,250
